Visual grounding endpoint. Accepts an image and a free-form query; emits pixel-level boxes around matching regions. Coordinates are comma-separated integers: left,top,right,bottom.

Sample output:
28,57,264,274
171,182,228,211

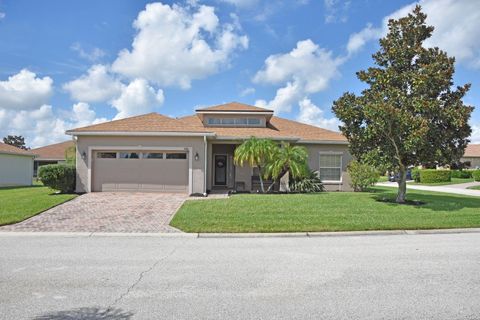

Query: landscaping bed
170,187,480,233
0,185,77,226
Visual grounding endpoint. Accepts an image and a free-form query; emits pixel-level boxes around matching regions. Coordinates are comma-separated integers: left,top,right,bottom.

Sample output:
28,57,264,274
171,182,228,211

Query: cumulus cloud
297,98,340,132
70,43,106,62
0,69,53,110
111,2,248,89
63,65,124,103
348,0,480,68
253,39,343,113
111,79,164,120
0,103,107,148
470,124,480,144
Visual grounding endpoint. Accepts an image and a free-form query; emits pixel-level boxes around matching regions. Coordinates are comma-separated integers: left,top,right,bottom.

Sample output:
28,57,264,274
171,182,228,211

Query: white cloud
324,0,351,24
239,87,255,96
63,65,124,103
112,2,248,89
111,78,164,120
346,23,381,56
253,39,342,113
0,69,53,110
0,12,5,19
297,98,340,131
70,43,106,62
349,0,480,68
0,103,107,148
470,124,480,144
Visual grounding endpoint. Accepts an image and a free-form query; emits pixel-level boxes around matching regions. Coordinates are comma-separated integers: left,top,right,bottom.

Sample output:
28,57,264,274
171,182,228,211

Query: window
144,152,163,159
207,118,221,125
166,153,187,159
319,154,342,182
235,118,247,125
97,152,116,159
119,152,140,159
247,118,261,125
221,118,235,125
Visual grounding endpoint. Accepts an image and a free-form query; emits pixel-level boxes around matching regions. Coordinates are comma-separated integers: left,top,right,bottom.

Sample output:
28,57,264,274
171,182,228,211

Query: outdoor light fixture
81,151,87,160
194,152,199,161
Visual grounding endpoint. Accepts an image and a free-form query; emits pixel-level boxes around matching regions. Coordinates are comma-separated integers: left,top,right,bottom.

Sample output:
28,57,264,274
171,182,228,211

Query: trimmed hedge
473,170,480,182
419,169,451,183
411,168,421,182
347,160,380,192
450,170,473,179
38,164,76,193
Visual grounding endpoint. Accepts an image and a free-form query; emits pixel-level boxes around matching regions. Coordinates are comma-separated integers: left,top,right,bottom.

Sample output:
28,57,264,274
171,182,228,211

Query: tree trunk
258,167,265,193
396,165,407,203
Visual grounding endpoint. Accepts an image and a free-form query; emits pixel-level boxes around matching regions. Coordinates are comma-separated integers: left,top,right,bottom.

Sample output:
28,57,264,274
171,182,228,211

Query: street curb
1,228,480,238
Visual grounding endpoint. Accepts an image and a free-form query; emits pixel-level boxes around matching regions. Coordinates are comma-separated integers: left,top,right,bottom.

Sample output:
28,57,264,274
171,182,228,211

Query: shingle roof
0,142,35,156
464,144,480,157
67,102,346,143
196,102,272,113
31,140,75,160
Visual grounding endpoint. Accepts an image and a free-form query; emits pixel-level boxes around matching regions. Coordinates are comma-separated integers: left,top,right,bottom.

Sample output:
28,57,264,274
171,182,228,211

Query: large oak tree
332,6,473,203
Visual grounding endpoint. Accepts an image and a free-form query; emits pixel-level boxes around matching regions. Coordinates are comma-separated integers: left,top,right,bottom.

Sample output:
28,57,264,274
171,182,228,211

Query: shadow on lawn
33,307,134,320
369,188,480,212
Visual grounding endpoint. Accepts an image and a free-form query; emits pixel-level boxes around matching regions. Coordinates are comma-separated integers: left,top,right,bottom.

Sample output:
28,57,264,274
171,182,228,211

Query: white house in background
0,142,35,187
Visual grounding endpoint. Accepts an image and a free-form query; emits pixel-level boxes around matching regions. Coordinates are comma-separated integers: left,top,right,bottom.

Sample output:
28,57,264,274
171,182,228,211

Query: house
0,142,35,187
461,144,480,169
66,102,352,195
32,140,75,176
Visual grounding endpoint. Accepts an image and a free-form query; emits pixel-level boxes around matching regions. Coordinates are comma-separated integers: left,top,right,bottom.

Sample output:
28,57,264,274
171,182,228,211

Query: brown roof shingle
32,140,75,160
67,102,346,143
464,144,480,157
0,142,35,156
196,102,272,113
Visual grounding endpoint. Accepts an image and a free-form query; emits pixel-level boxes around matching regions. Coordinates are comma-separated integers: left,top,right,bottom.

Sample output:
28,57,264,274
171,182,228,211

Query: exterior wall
75,136,206,194
301,143,353,192
461,157,480,169
0,154,33,187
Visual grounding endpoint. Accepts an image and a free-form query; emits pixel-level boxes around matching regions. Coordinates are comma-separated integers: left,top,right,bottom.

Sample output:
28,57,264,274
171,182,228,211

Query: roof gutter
66,131,216,137
298,140,349,145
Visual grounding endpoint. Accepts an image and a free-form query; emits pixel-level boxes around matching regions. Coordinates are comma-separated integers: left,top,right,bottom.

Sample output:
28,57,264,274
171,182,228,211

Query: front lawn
468,185,480,190
408,177,474,186
171,187,480,232
0,185,77,226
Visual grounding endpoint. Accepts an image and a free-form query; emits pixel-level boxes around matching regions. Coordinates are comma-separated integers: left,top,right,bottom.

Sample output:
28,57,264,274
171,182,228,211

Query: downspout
203,135,208,197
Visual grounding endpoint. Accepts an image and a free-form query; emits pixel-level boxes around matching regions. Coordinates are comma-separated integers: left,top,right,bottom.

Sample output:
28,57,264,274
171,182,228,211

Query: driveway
377,181,480,197
1,232,479,319
0,193,187,233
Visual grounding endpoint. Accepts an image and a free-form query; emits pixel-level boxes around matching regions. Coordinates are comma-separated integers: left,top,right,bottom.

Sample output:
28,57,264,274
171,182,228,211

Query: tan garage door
92,150,188,193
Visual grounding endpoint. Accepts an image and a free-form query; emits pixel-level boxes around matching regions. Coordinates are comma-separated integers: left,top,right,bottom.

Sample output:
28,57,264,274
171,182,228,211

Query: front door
214,155,227,186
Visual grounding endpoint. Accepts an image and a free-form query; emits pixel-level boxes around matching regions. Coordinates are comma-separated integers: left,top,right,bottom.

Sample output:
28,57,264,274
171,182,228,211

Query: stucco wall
302,144,353,192
461,157,480,169
0,154,33,187
75,136,206,194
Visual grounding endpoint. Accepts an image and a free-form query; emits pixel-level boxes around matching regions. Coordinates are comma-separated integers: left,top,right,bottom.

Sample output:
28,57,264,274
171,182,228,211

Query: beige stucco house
66,102,352,195
461,144,480,169
0,142,35,187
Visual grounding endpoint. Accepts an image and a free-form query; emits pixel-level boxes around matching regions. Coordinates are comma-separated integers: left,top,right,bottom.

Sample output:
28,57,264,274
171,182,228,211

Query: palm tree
264,143,308,192
234,137,276,193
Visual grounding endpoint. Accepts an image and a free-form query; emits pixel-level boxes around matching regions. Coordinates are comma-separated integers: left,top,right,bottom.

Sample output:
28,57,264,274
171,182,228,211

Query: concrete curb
1,228,480,238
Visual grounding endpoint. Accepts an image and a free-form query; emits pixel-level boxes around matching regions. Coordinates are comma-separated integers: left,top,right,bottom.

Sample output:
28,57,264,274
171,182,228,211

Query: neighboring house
66,102,352,195
32,140,75,176
0,142,35,187
461,144,480,169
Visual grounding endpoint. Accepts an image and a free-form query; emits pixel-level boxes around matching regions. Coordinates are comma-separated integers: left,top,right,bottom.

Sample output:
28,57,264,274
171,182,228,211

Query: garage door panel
92,150,188,193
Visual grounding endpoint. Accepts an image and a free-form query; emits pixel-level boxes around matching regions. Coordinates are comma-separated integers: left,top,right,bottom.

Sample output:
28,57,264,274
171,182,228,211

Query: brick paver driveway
0,193,187,233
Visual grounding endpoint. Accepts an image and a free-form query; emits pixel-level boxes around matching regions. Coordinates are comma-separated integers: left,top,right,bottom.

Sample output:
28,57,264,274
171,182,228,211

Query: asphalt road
1,232,479,320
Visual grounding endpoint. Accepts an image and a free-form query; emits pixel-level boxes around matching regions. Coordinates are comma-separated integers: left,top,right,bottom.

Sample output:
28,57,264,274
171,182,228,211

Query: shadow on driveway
33,307,134,320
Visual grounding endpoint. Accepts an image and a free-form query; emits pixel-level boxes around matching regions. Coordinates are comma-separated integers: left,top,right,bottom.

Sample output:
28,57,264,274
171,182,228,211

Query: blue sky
0,0,479,147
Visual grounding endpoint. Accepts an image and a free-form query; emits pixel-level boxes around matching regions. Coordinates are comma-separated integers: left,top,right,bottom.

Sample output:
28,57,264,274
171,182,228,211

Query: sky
0,0,479,148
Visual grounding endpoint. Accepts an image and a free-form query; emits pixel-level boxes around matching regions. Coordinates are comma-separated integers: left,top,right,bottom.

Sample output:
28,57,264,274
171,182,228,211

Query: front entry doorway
214,154,227,186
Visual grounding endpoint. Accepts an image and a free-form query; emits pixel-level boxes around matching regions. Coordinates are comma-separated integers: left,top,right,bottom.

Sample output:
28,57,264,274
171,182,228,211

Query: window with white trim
207,117,262,126
319,154,342,182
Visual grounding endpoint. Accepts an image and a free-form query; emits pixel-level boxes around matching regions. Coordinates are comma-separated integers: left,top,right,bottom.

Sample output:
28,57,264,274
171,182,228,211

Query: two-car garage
92,149,189,193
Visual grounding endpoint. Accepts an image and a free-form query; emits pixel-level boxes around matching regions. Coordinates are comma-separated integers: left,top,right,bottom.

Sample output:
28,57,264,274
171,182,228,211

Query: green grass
378,176,389,182
468,185,480,190
0,185,77,226
408,177,474,186
170,187,480,233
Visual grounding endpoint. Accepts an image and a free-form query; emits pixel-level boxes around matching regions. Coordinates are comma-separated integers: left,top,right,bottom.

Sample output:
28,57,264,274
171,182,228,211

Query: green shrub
450,170,473,179
411,168,421,182
419,169,451,183
347,160,380,192
38,164,76,193
473,170,480,182
289,170,324,193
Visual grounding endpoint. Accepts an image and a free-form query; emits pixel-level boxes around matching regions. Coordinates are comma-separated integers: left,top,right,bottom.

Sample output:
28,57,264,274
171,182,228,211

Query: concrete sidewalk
377,181,480,197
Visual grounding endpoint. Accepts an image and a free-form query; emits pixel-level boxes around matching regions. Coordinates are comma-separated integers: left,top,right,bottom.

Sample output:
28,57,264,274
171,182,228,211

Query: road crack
109,241,184,307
